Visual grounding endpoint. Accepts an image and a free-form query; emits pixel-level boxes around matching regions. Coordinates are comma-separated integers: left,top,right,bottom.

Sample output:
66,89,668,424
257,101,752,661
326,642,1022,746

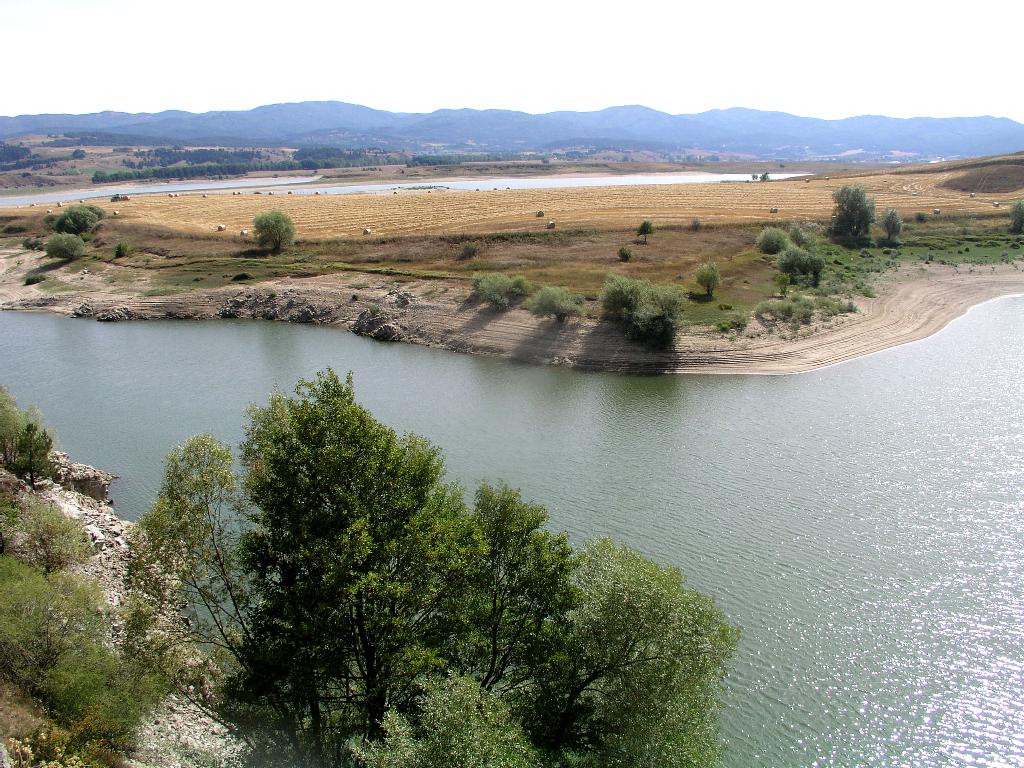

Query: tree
636,220,654,244
53,205,103,235
11,496,90,574
44,233,86,261
830,185,876,243
882,208,903,243
1010,200,1024,235
773,272,791,297
601,274,687,349
358,675,541,768
695,262,721,297
778,248,825,288
527,540,738,766
525,286,584,322
13,422,54,488
252,210,295,252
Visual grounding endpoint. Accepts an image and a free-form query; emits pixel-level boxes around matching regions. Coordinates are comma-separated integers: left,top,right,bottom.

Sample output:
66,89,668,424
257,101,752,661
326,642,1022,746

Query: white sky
3,0,1022,122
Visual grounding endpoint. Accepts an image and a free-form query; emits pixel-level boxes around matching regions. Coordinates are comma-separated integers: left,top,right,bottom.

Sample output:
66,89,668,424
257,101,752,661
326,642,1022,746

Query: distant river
1,300,1021,767
0,172,804,208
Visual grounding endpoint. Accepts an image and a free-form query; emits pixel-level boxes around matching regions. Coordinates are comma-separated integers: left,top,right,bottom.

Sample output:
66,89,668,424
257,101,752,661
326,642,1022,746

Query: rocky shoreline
2,457,241,768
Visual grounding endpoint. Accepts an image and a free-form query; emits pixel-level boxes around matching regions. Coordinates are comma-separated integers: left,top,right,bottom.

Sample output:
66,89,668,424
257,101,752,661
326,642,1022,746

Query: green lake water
1,301,1021,767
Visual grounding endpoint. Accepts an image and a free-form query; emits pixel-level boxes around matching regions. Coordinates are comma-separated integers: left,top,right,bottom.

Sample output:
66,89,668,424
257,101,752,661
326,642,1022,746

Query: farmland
73,168,1013,238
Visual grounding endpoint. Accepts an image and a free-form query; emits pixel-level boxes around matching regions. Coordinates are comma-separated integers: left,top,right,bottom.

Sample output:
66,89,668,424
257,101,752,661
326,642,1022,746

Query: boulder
51,451,115,502
351,309,404,342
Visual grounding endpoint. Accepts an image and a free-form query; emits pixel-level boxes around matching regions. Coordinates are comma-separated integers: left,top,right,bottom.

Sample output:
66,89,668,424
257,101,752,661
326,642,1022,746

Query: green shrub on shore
53,205,104,236
526,285,584,321
601,274,687,349
754,294,815,326
113,241,134,258
756,227,789,254
472,273,531,310
4,496,90,574
45,234,86,261
778,247,825,287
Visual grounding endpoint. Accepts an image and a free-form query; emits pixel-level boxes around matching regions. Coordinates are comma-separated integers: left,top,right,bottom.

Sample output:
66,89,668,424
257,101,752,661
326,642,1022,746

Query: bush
7,497,90,574
816,296,858,318
472,273,531,310
0,558,162,755
113,241,133,258
690,218,703,232
23,274,45,286
695,261,721,297
787,223,812,249
600,274,686,349
618,246,632,262
881,208,903,243
636,220,654,243
915,212,928,223
778,247,825,287
830,185,875,243
53,205,104,236
754,294,815,326
20,236,44,251
756,227,789,254
44,234,86,261
232,272,252,281
1011,200,1024,235
253,210,295,252
526,285,583,321
459,242,480,260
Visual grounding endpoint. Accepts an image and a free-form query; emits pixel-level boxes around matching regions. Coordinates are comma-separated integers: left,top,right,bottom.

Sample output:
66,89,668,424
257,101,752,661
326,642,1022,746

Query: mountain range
2,102,1023,160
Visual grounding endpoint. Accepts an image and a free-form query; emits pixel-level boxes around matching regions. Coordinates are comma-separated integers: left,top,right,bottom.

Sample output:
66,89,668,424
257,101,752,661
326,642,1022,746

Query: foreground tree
830,185,876,243
44,233,86,261
129,370,738,767
252,210,295,252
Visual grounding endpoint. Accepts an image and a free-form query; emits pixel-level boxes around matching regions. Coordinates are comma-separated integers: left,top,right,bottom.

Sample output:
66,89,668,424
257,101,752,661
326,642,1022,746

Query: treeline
293,146,405,169
92,161,303,183
408,152,521,165
122,146,266,168
127,369,739,768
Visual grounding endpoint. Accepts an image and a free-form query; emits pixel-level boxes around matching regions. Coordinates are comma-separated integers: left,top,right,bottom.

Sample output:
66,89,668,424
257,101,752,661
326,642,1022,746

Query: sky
3,0,1022,122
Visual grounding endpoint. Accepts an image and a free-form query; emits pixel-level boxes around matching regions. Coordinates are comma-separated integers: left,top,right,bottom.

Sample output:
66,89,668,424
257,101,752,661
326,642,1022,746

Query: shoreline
3,245,1024,375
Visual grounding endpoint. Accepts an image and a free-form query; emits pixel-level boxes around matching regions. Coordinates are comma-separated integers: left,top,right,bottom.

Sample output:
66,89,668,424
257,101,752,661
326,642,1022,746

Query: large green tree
252,210,295,252
129,370,738,768
830,185,876,243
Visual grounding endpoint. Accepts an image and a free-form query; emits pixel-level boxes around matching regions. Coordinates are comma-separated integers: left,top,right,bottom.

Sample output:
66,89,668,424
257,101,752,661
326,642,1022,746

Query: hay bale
57,201,63,207
993,201,1001,207
46,209,52,213
933,208,941,215
363,228,372,235
216,224,226,232
239,229,249,236
546,220,556,229
770,207,779,213
536,210,544,217
202,193,208,198
970,192,976,198
113,210,119,215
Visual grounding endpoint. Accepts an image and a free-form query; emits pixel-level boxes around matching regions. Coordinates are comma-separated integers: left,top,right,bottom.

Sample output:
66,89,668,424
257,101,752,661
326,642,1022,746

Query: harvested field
50,170,1010,239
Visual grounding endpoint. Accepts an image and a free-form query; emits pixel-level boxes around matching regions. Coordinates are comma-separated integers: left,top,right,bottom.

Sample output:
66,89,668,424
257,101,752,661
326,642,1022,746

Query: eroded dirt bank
3,246,1023,375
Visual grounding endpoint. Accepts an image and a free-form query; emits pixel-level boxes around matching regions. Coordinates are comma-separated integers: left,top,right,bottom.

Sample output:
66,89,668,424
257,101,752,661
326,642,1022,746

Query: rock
51,451,115,502
96,306,136,322
0,743,12,768
84,523,107,548
351,309,404,342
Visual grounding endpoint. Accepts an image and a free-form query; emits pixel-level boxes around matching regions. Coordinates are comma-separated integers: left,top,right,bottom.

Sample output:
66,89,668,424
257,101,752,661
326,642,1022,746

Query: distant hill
2,102,1023,160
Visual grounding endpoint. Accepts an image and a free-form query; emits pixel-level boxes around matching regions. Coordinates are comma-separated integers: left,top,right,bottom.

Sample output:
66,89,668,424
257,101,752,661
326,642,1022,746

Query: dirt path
3,246,1023,375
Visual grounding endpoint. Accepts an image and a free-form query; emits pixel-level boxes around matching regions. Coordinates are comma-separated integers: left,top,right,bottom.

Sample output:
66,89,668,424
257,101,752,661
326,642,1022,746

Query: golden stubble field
29,170,1012,238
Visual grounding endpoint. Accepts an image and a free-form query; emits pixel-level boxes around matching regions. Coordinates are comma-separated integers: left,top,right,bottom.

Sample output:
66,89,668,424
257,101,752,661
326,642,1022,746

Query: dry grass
62,169,1011,240
0,680,46,739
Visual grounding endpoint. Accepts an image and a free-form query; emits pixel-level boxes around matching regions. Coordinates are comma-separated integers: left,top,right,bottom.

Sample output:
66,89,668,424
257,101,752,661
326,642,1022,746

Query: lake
1,302,1021,767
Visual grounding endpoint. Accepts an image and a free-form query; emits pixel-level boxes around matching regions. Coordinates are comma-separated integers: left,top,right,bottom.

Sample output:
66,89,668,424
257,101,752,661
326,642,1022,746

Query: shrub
44,234,86,261
53,205,104,235
253,210,295,252
756,227,789,254
690,218,703,232
881,208,903,243
618,246,632,262
601,274,686,349
778,247,825,287
113,241,133,258
787,223,812,249
472,273,531,310
1011,200,1024,235
772,272,790,296
232,273,252,281
7,497,90,574
695,261,721,297
20,236,44,251
754,294,815,326
526,286,584,322
23,274,45,286
915,212,928,223
459,242,480,260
